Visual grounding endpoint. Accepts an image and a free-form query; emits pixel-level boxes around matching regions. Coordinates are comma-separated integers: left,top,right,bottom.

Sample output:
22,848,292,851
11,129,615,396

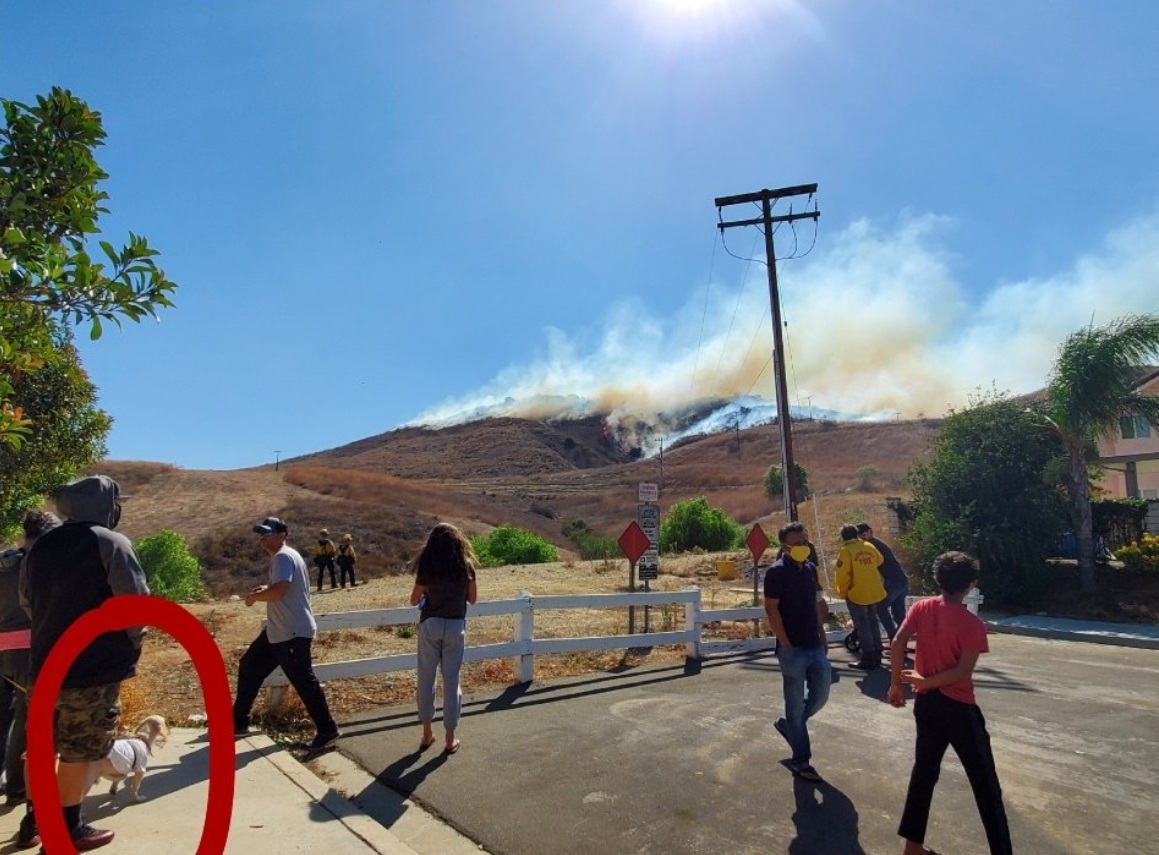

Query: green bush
472,525,559,567
763,463,811,500
904,391,1068,606
659,497,743,553
135,529,208,602
854,464,878,492
562,519,618,560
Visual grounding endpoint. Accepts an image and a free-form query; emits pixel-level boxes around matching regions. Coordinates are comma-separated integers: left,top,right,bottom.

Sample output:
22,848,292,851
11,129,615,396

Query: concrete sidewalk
986,613,1159,649
0,729,479,855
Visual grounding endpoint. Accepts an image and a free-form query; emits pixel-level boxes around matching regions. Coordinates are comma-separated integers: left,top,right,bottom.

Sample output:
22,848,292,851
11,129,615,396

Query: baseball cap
253,517,289,536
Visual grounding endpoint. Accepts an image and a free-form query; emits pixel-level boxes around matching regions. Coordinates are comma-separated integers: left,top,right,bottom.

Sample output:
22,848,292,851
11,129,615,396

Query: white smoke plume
411,206,1159,447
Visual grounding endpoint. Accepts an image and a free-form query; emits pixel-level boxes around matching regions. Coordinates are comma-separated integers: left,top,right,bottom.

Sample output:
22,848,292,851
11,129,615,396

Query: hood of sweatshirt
53,475,124,528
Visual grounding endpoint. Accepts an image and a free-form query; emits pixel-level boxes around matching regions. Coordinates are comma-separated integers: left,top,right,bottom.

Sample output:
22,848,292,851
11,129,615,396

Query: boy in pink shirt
887,551,1012,855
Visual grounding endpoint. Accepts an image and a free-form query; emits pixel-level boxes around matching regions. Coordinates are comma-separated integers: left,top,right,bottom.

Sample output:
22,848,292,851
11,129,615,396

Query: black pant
232,631,336,735
898,690,1012,855
314,557,336,590
336,558,355,588
0,651,29,798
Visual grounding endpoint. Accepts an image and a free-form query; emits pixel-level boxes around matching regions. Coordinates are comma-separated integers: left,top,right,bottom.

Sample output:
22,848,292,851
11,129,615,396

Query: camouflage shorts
54,683,121,763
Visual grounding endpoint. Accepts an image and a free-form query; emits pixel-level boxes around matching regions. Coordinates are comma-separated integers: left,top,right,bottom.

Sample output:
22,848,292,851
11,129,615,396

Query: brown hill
97,417,940,597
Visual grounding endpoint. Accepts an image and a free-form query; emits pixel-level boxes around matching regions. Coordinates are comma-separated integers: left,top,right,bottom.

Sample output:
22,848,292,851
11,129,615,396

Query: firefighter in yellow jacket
313,528,338,591
834,524,886,669
336,534,357,589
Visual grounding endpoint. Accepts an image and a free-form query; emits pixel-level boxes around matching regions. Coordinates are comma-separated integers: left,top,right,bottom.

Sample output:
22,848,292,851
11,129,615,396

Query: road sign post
746,523,772,635
618,521,652,635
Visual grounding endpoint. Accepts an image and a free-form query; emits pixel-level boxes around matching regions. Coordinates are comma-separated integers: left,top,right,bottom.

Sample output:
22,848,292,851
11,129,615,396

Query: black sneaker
16,811,39,849
6,791,27,806
308,730,341,754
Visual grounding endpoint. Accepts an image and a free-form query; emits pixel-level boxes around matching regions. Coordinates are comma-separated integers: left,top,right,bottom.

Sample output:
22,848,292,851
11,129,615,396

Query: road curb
985,621,1159,651
245,734,423,855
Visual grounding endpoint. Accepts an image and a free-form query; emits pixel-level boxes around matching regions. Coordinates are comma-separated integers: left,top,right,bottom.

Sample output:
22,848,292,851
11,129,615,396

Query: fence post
514,591,534,684
265,684,287,712
685,586,701,659
966,590,984,616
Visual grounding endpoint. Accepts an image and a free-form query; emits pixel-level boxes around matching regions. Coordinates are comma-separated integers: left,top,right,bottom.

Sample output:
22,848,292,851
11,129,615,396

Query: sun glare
631,0,803,45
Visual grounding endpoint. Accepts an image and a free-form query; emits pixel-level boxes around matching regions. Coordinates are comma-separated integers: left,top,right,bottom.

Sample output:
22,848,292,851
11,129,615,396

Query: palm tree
1043,314,1159,592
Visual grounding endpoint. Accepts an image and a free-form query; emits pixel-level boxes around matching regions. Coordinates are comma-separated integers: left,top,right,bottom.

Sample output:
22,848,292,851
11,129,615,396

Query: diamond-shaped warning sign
746,524,770,562
618,521,652,565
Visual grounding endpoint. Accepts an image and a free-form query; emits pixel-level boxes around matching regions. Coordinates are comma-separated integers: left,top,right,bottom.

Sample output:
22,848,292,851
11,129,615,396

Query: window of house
1119,415,1153,439
1142,489,1159,500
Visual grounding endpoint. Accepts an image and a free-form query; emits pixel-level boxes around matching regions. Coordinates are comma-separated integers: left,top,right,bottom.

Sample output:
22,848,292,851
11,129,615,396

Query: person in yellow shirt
313,528,338,591
336,534,357,589
834,524,886,669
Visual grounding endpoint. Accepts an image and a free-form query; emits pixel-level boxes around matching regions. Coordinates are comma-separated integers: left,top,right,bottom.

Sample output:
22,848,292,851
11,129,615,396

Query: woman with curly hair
409,523,478,754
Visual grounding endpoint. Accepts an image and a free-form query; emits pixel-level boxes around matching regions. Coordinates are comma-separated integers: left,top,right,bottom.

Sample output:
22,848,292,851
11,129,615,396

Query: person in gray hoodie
0,510,61,808
17,475,149,852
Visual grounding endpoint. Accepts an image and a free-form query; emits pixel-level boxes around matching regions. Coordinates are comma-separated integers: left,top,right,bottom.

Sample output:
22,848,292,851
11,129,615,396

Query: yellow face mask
788,545,812,563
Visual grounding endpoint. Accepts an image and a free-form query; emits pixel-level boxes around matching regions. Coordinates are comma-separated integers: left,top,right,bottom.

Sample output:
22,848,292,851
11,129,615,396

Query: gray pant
847,599,883,657
416,617,466,732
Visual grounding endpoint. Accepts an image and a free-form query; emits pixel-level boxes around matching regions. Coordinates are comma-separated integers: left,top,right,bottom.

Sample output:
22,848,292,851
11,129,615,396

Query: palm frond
1045,314,1159,440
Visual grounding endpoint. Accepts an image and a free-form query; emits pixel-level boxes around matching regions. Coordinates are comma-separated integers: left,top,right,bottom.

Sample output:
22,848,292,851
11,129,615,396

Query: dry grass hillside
94,417,939,597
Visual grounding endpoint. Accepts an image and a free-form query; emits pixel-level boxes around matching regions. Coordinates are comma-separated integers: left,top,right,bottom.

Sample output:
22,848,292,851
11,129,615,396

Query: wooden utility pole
715,184,819,522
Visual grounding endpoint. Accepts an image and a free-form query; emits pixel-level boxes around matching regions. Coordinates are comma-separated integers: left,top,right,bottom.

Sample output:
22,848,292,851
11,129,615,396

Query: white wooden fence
264,588,983,704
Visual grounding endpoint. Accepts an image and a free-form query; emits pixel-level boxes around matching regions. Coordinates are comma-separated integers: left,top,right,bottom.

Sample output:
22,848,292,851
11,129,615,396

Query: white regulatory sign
638,482,659,503
637,501,660,580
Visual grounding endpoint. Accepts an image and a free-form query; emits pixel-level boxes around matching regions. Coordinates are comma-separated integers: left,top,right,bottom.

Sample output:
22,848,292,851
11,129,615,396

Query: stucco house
1098,367,1159,500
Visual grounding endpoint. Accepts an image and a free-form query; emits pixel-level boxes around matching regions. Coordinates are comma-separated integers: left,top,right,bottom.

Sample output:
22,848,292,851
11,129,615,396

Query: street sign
746,523,771,562
618,521,651,565
638,482,659,503
637,502,660,580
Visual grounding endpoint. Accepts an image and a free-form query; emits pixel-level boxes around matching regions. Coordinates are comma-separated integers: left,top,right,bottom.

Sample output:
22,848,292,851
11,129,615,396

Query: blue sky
3,0,1157,469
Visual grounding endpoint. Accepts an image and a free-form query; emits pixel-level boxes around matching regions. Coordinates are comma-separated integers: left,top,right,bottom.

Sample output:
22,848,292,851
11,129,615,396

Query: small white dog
86,714,170,803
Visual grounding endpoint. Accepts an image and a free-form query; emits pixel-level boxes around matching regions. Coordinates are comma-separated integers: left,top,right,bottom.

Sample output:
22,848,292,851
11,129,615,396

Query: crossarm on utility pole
714,184,818,207
718,210,820,230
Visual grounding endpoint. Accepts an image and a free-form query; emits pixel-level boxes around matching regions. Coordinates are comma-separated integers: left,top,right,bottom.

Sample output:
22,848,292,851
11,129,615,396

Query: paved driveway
336,634,1158,855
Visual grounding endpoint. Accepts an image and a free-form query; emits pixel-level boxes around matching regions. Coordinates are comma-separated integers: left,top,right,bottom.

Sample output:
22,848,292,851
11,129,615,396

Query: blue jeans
776,645,832,765
877,582,909,639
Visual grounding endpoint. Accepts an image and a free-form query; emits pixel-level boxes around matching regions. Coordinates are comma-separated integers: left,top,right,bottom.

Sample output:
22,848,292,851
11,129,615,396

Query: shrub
763,463,811,500
904,391,1068,605
135,529,208,602
562,519,617,560
854,464,878,492
1117,534,1159,574
472,525,559,567
659,497,743,553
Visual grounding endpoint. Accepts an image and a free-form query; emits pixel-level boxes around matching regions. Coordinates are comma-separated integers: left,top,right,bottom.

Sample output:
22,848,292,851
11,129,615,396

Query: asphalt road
335,635,1159,855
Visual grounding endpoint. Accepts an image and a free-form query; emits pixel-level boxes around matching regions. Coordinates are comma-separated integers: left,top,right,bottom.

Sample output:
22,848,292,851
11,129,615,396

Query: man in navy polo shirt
763,521,831,783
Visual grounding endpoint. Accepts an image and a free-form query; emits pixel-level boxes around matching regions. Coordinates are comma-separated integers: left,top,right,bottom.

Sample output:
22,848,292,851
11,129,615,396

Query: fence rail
263,587,982,704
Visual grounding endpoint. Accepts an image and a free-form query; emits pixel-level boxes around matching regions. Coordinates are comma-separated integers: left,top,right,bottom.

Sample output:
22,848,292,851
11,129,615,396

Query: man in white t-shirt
231,517,340,755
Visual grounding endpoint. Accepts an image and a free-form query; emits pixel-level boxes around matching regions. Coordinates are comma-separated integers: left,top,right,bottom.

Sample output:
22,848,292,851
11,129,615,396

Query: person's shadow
787,775,868,855
853,666,891,701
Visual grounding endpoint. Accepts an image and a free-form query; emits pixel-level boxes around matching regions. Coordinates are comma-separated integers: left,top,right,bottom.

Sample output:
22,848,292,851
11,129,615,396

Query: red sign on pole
746,523,770,562
618,521,652,565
